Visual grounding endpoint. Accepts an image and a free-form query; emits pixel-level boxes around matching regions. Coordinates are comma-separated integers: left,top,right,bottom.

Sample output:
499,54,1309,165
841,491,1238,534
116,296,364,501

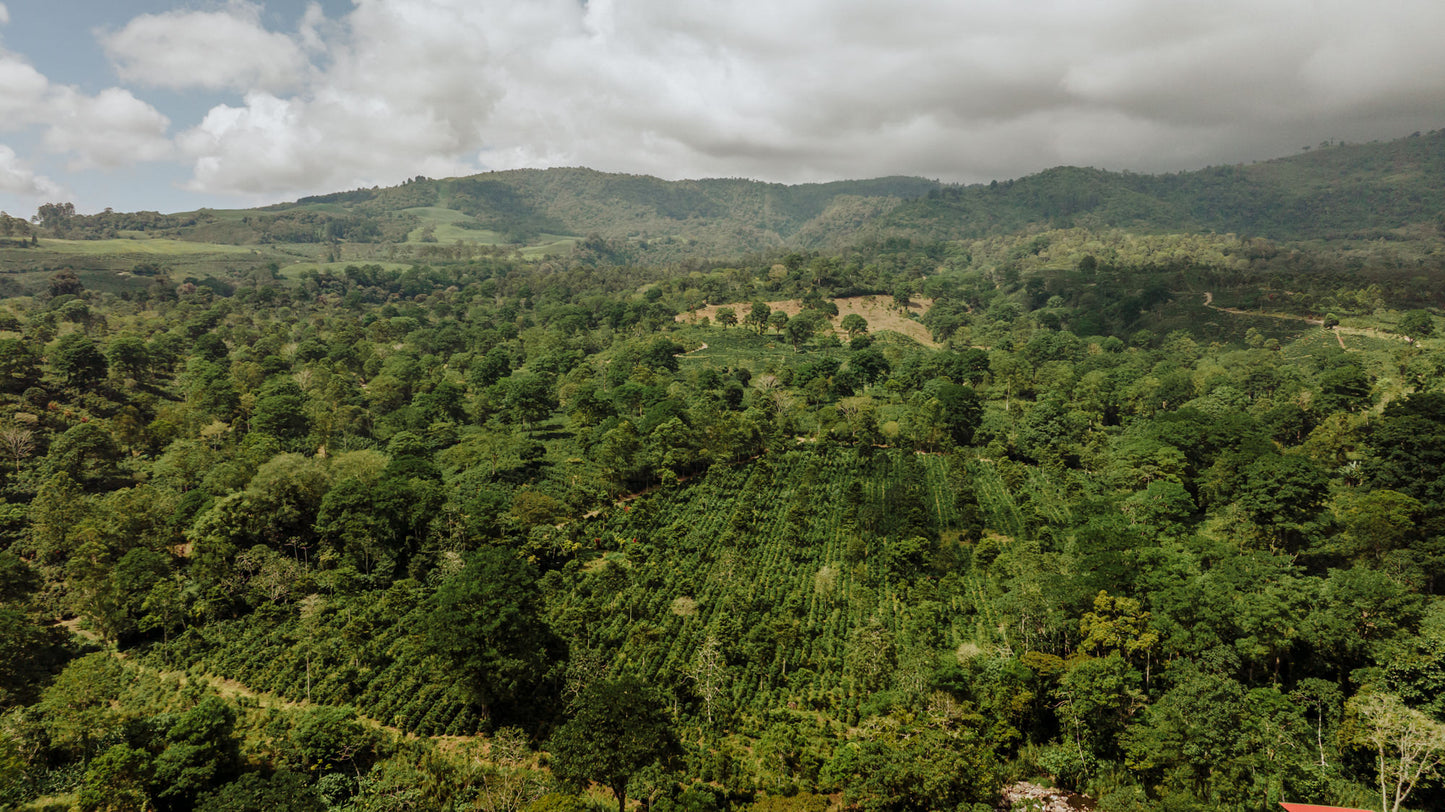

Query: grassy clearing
402,207,576,252
679,295,938,347
34,237,257,255
404,207,502,244
518,236,577,257
403,207,497,243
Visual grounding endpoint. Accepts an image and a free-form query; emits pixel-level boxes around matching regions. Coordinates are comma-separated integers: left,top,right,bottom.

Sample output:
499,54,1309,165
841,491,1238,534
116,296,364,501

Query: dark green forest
3,132,1445,812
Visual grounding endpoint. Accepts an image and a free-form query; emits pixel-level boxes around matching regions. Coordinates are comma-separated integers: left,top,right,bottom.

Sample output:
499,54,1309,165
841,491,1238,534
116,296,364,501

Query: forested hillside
3,137,1445,811
869,129,1445,243
7,129,1443,266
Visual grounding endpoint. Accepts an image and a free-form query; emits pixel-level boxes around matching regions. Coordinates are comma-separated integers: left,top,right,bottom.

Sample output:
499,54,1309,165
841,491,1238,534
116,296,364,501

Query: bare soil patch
679,295,937,346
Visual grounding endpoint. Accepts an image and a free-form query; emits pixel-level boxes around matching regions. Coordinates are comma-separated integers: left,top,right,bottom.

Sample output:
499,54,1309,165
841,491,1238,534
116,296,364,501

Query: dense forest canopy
2,131,1445,812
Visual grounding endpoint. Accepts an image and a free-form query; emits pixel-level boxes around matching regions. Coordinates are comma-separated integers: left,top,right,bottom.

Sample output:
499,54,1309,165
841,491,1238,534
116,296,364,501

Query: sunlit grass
35,237,257,255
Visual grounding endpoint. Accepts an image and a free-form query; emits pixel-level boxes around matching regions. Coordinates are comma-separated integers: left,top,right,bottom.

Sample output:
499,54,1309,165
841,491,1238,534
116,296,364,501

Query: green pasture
401,207,576,254
34,237,256,256
518,235,577,257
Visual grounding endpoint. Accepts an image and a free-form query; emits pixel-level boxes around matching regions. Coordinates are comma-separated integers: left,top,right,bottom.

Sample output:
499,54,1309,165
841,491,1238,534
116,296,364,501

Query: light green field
403,207,500,243
518,236,577,257
402,208,576,253
35,237,258,255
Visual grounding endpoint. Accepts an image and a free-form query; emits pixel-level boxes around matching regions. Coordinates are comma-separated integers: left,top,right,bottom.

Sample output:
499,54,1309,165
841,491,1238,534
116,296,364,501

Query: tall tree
746,301,772,334
50,332,108,390
428,548,564,728
548,675,680,812
1349,692,1445,812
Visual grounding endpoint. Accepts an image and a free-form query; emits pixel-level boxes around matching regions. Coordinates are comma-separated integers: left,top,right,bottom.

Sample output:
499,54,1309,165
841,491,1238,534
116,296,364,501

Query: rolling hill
7,128,1445,273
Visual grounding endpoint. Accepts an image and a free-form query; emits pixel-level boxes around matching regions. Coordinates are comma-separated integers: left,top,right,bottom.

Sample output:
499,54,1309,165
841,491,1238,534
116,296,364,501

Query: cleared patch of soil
679,295,937,347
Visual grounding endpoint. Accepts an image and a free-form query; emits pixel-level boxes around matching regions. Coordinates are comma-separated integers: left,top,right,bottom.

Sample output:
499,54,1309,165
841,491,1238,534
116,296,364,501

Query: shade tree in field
547,675,680,812
428,548,565,729
840,313,868,338
746,301,772,333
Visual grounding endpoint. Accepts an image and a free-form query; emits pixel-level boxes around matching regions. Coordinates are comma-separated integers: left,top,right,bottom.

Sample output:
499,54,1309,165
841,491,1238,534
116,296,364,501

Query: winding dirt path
1201,291,1325,326
1201,292,1361,349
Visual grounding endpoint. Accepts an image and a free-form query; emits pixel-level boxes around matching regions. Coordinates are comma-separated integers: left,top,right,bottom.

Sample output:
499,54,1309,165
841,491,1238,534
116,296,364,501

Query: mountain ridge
21,128,1445,262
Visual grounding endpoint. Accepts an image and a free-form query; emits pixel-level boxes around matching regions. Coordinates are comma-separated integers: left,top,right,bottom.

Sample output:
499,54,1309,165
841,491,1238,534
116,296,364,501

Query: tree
48,268,83,296
925,380,982,446
746,301,772,334
0,423,34,472
0,339,41,392
34,201,75,231
153,696,241,805
78,744,153,812
642,337,684,372
1235,453,1328,549
821,718,997,811
0,553,63,708
715,307,737,328
196,771,325,812
250,379,311,446
1349,692,1445,812
288,705,372,773
50,332,108,390
548,675,680,812
106,335,151,383
1398,310,1434,338
43,421,123,484
503,371,557,427
1316,360,1374,414
768,310,790,334
849,347,890,385
690,634,727,726
37,653,128,758
840,313,868,338
783,311,819,352
428,548,564,727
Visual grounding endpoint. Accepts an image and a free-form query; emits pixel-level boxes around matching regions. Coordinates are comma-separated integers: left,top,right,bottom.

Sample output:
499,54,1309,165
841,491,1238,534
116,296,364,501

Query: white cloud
141,0,1445,198
0,39,173,177
0,4,9,27
0,53,52,129
0,144,65,199
44,87,172,170
102,3,310,92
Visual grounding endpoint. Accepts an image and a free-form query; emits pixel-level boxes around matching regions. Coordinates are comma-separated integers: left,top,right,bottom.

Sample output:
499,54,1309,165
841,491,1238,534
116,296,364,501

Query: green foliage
288,705,372,772
548,675,680,812
1398,309,1434,338
78,743,153,812
8,146,1445,811
49,332,108,390
37,654,129,758
428,549,564,727
821,718,998,811
152,696,241,804
196,771,325,812
250,379,311,446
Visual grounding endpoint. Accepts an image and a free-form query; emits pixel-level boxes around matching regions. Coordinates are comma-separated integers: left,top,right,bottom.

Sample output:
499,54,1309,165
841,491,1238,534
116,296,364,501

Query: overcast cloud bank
1,0,1444,212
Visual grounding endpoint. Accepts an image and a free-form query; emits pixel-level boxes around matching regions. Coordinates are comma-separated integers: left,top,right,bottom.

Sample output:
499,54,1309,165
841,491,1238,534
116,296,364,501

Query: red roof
1280,804,1373,812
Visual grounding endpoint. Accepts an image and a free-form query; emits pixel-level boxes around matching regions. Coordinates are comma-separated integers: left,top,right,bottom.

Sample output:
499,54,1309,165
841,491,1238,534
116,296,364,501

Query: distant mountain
868,129,1445,243
279,169,943,258
38,129,1445,260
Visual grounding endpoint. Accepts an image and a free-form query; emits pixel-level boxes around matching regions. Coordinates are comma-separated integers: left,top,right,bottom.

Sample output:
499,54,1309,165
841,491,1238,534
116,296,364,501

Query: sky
1,0,1444,216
